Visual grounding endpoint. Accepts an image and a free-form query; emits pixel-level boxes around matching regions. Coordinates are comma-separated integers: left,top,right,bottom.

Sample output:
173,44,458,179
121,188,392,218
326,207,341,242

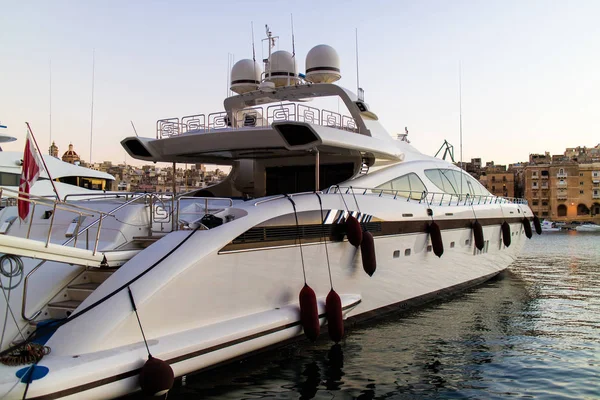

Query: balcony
541,175,549,179
557,173,567,178
531,175,539,179
594,193,600,199
557,193,568,200
557,180,567,186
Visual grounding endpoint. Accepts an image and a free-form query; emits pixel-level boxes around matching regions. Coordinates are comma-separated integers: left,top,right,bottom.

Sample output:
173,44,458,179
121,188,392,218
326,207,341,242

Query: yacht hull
0,217,526,399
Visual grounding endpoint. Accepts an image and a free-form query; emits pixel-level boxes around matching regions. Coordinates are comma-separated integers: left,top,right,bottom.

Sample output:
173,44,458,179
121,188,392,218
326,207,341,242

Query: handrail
156,102,360,139
326,186,528,206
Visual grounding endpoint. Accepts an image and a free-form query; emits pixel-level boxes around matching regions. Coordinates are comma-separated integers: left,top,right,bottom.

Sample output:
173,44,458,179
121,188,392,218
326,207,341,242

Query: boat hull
0,219,526,399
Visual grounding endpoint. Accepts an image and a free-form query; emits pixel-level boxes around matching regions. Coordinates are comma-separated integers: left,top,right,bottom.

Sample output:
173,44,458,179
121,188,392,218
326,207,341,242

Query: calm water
165,231,600,399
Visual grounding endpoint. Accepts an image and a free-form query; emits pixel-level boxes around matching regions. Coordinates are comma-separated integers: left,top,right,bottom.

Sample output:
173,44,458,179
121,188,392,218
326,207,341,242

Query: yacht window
376,173,427,200
425,169,489,196
0,172,20,186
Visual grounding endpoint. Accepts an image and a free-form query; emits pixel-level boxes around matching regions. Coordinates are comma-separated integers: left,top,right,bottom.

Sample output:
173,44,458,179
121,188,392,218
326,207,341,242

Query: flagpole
25,122,60,201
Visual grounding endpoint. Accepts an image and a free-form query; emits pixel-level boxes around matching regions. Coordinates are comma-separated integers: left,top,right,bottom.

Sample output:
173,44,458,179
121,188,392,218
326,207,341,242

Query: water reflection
126,232,600,399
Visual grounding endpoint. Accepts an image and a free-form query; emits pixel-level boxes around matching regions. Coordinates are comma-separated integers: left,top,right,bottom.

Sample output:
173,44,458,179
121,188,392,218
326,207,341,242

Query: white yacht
0,33,539,399
575,222,600,232
0,133,114,201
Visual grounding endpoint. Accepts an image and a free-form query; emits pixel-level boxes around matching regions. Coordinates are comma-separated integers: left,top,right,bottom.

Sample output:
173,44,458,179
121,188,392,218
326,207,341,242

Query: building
49,142,59,158
479,163,515,198
61,143,81,164
524,161,600,221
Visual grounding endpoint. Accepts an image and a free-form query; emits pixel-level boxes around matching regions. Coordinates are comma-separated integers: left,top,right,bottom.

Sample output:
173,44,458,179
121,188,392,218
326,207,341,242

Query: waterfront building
525,160,600,222
479,163,515,198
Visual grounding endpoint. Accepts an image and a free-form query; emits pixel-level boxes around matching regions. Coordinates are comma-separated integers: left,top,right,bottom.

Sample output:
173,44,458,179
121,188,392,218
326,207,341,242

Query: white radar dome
305,44,341,83
265,50,299,87
230,59,262,94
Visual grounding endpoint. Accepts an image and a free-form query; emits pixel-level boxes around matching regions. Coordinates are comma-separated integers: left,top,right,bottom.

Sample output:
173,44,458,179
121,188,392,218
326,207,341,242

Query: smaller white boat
575,223,600,232
541,220,561,232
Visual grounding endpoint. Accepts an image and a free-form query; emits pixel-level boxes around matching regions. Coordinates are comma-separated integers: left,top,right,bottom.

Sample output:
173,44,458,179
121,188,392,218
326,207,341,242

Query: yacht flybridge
0,30,540,399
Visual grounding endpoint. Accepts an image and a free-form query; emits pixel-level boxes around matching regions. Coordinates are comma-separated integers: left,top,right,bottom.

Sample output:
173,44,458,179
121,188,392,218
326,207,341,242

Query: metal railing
156,102,360,138
327,186,528,206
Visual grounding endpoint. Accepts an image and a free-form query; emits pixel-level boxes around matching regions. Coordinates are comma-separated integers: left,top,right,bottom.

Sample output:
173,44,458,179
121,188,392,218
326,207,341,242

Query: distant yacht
0,133,114,200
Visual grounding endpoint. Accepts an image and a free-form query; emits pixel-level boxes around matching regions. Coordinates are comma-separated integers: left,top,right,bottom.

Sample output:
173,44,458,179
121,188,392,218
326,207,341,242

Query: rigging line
315,193,333,290
286,195,306,284
127,286,152,357
0,276,26,347
0,224,203,359
349,186,361,214
335,185,350,212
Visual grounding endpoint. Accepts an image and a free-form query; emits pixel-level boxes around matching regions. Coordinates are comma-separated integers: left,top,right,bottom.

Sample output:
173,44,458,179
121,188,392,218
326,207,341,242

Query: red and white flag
18,131,42,220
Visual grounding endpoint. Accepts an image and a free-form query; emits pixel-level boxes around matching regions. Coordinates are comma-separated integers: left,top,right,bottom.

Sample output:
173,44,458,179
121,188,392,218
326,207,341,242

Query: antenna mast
89,49,95,165
355,28,363,101
459,62,463,195
263,25,276,78
290,14,296,86
49,59,52,151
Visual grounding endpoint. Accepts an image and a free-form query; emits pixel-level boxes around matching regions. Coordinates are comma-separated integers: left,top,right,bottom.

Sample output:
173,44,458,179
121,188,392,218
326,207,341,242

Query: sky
1,0,599,167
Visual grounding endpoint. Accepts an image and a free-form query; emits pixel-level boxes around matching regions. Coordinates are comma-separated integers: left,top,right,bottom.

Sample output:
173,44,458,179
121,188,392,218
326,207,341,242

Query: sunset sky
1,0,598,166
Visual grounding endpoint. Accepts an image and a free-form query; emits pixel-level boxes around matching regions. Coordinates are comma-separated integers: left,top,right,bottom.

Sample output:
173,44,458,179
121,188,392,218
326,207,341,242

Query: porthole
450,241,455,248
404,249,411,256
393,250,400,258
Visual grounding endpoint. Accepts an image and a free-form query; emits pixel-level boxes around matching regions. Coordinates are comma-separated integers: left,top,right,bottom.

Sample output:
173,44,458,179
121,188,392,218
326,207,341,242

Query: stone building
524,161,600,221
61,143,80,164
49,141,59,158
478,163,515,198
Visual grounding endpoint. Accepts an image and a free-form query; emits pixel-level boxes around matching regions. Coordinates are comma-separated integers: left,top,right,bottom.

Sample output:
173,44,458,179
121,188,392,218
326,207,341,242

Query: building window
532,171,538,177
580,190,584,194
532,182,538,188
542,201,548,206
559,168,564,175
541,170,549,176
594,171,599,178
542,212,549,216
557,204,567,216
580,173,584,177
532,200,539,205
580,181,584,185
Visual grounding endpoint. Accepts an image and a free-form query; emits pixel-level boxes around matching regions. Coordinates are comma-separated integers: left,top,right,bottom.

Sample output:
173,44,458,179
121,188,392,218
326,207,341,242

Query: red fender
139,356,174,397
299,284,320,342
428,222,444,258
346,215,363,247
472,220,485,251
501,221,511,247
522,218,533,239
360,230,377,276
326,289,344,343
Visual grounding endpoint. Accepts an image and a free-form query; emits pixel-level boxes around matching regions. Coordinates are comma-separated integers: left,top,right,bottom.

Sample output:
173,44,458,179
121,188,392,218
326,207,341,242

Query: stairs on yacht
21,269,115,338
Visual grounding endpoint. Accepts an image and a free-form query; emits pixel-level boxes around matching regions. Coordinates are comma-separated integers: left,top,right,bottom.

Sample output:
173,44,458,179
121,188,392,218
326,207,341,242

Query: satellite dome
305,44,341,83
230,59,262,94
265,50,299,87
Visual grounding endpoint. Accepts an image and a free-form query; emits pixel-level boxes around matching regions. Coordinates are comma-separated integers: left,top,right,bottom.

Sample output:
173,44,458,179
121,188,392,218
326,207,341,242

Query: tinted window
376,173,427,199
425,169,490,196
0,172,20,186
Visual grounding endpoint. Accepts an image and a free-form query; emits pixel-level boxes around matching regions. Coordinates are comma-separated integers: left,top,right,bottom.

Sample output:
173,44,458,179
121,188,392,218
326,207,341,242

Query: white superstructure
0,32,539,399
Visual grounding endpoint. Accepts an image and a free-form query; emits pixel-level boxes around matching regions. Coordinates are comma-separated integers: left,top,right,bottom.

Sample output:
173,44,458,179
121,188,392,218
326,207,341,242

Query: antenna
89,49,95,165
49,59,52,151
130,120,139,137
251,21,257,77
263,25,276,78
355,28,364,101
290,14,296,86
459,61,463,195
